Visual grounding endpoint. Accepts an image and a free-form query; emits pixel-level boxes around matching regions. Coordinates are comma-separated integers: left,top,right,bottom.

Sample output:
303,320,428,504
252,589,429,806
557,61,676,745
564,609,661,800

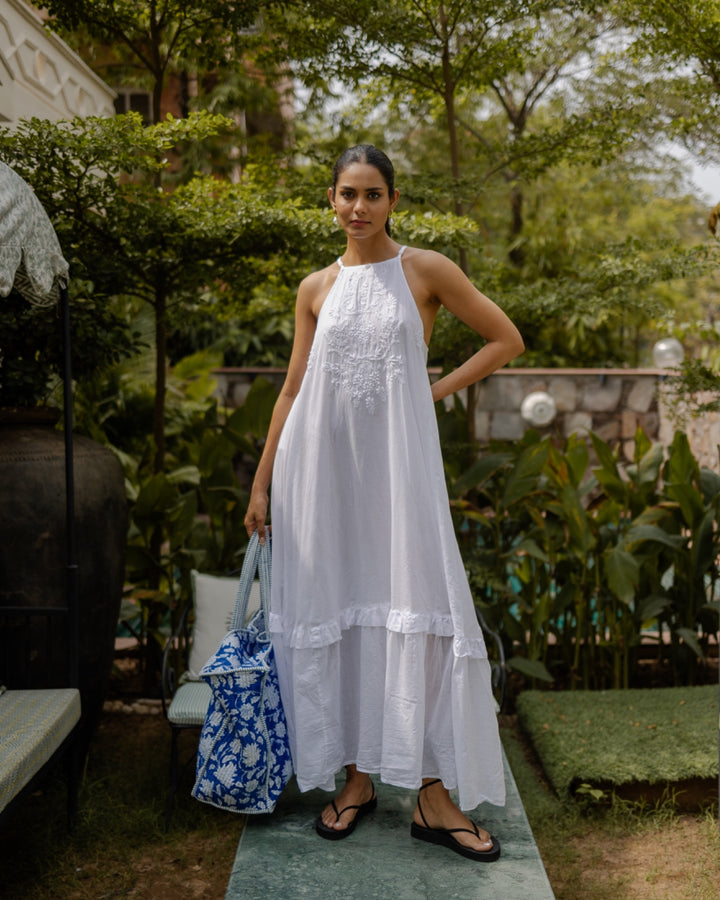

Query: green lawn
516,685,718,802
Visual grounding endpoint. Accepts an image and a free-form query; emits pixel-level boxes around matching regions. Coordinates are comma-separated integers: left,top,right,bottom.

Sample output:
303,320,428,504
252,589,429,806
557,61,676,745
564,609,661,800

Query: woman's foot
315,766,376,839
411,778,500,861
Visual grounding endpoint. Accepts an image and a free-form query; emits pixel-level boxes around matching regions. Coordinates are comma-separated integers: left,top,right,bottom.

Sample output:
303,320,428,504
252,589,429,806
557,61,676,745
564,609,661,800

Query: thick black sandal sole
410,821,501,862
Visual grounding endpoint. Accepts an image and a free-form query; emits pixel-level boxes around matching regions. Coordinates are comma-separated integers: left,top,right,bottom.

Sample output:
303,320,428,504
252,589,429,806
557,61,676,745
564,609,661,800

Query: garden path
226,749,553,899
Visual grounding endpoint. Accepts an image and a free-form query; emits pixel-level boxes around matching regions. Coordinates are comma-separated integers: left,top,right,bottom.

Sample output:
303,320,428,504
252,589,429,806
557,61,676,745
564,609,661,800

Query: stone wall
213,366,719,471
457,368,661,461
658,387,720,473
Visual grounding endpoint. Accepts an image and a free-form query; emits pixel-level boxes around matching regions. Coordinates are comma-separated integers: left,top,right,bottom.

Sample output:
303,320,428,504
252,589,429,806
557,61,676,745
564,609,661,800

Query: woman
244,144,524,862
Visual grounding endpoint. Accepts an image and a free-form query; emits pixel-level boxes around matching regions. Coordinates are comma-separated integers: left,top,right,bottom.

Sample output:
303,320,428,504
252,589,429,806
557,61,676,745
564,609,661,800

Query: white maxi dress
269,247,505,811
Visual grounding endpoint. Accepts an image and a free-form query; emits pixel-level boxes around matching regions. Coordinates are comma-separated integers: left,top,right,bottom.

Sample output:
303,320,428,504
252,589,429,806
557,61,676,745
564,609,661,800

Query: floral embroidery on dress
320,264,405,413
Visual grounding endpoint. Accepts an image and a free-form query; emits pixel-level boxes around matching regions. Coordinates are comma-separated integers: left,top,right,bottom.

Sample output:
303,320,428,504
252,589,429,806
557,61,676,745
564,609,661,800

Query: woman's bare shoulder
297,262,341,315
301,261,339,288
403,247,455,266
402,246,458,275
401,246,465,295
298,262,339,296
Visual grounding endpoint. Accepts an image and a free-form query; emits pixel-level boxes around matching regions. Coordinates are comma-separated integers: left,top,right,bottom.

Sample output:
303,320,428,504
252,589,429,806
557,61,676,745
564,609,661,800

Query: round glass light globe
652,338,684,369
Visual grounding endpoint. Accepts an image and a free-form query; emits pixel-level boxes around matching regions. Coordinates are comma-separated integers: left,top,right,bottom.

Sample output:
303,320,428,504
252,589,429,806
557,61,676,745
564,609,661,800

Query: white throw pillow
187,571,261,679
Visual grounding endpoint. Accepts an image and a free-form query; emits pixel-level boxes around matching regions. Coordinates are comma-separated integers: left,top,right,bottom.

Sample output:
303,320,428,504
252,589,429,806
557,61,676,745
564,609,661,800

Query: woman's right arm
244,275,319,542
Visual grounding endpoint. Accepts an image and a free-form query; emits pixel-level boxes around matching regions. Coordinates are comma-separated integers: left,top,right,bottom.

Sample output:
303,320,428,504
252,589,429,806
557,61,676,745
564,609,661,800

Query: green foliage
494,239,718,368
97,354,279,678
277,0,543,94
280,0,717,368
279,3,656,208
0,112,278,469
44,0,271,121
0,111,253,303
626,432,720,682
0,286,137,408
443,415,720,690
666,359,720,415
614,0,720,165
0,113,235,409
516,686,718,798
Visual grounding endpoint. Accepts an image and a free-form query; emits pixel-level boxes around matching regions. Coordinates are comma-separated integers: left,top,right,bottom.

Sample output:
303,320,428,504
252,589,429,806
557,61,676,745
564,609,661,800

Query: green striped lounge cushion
167,680,212,726
0,688,81,813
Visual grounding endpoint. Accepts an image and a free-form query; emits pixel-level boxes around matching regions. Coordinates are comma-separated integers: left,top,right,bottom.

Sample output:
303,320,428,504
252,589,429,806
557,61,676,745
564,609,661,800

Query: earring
332,215,338,225
388,216,394,227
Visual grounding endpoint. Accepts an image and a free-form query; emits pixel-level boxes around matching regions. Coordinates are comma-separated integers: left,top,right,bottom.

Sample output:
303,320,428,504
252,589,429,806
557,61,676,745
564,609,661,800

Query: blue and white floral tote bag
192,532,293,813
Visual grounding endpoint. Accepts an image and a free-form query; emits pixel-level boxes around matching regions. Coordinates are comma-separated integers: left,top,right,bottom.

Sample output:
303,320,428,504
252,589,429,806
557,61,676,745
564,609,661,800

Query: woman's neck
341,234,400,266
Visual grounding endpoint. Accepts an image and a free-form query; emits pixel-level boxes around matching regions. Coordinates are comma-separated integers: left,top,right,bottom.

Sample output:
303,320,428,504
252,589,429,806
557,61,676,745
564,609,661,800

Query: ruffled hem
453,635,490,658
273,626,505,810
385,608,454,636
268,605,481,655
269,605,385,647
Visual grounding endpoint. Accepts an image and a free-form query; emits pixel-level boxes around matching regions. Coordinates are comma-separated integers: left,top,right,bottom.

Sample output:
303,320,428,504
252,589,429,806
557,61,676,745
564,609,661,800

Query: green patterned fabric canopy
0,162,69,307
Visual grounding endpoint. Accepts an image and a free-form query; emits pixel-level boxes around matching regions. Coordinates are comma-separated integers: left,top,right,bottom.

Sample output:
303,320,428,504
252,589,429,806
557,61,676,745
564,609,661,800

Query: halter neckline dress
269,246,505,810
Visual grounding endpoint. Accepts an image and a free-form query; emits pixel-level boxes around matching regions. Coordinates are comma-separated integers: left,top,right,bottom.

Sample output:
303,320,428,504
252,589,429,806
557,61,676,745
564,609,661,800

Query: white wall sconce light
520,391,557,427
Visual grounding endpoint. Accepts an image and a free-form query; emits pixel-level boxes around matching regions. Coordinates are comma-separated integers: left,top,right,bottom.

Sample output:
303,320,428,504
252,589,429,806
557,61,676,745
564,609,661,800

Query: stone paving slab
226,749,554,899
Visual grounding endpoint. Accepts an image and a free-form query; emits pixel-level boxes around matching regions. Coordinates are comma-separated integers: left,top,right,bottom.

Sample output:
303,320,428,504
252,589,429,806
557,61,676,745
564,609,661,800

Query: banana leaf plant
448,431,556,685
443,414,719,693
625,431,720,684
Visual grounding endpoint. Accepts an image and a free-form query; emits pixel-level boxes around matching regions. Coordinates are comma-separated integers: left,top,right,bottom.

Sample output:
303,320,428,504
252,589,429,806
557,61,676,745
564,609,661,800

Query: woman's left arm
420,252,525,403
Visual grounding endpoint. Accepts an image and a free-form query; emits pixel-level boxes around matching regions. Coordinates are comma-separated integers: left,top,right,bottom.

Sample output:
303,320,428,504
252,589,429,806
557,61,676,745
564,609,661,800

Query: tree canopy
12,0,720,386
44,0,272,122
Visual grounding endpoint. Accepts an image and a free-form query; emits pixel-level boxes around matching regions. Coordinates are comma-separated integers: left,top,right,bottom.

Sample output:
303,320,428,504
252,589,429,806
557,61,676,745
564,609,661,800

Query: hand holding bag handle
230,530,271,639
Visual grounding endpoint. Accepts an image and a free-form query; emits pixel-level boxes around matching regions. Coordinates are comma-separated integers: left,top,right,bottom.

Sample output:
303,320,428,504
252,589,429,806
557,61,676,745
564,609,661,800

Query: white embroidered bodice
306,247,425,413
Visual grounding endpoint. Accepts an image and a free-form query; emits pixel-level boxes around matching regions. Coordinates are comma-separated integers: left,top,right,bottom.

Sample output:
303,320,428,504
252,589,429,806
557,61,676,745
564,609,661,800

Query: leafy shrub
444,421,720,691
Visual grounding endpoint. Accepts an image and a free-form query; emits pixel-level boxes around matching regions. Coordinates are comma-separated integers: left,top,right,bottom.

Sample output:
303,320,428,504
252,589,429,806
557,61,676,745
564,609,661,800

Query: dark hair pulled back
332,144,395,236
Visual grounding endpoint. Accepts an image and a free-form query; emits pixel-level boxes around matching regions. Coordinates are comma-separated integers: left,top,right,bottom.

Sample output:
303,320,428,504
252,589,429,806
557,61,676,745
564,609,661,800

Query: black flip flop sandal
410,779,500,862
315,784,377,840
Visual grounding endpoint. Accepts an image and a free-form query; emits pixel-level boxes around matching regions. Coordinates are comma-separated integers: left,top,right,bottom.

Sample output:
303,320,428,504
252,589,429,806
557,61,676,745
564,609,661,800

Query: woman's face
329,162,399,239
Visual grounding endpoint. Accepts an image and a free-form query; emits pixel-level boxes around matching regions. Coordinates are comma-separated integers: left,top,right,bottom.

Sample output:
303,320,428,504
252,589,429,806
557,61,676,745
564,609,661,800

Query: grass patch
501,720,720,900
516,685,718,804
0,713,241,899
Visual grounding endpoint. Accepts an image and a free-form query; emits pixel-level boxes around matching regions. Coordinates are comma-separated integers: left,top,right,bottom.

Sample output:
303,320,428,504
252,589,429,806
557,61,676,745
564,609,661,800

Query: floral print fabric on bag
192,609,293,814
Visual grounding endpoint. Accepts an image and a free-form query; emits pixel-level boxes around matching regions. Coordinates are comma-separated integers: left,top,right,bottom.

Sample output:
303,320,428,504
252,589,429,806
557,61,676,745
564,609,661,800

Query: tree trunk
439,7,468,276
508,182,525,267
153,285,167,475
142,284,168,695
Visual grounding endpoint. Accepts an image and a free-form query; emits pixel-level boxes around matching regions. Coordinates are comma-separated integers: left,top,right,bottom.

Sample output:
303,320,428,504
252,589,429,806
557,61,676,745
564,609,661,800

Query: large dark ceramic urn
0,416,127,734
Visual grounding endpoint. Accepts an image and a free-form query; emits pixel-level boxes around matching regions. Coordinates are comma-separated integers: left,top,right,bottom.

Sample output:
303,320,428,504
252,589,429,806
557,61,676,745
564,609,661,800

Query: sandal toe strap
335,802,361,818
444,824,479,837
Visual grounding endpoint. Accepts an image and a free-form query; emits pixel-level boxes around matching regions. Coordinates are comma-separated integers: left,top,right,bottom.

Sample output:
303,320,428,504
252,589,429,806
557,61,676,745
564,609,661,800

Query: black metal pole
61,282,79,690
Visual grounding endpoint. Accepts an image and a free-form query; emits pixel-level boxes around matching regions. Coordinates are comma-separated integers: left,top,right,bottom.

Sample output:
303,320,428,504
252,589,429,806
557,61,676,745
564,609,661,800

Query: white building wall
0,0,115,124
